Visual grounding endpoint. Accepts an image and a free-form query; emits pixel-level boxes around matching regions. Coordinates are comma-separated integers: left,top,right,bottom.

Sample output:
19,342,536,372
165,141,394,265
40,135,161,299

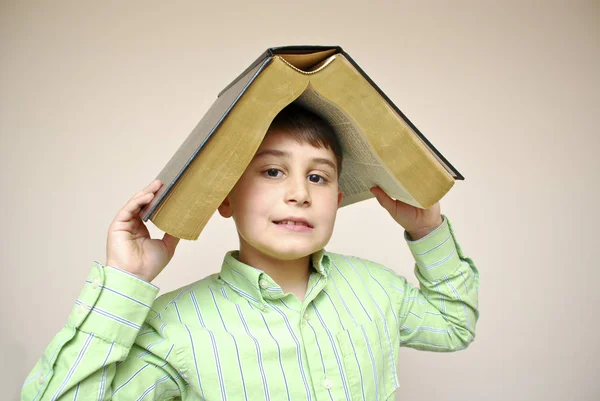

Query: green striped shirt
22,215,479,401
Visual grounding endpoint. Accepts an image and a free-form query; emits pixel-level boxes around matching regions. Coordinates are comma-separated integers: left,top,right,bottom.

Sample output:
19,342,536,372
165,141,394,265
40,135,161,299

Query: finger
145,178,162,192
115,192,154,223
133,179,162,199
117,180,160,217
162,233,180,257
122,180,162,214
370,187,396,214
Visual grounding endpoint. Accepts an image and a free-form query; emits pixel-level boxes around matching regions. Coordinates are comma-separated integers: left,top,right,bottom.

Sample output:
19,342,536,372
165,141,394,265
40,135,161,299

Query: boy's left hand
370,187,443,240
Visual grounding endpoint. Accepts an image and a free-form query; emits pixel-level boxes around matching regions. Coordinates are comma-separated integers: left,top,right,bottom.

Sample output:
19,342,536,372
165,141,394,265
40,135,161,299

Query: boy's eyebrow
254,149,288,159
254,149,337,171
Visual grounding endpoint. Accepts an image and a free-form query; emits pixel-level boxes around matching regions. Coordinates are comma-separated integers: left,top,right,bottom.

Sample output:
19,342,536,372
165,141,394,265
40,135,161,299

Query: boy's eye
264,168,283,178
308,174,325,184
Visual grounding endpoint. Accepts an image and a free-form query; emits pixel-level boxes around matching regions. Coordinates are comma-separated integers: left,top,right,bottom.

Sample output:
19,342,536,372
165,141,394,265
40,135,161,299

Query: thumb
370,187,396,215
162,233,181,257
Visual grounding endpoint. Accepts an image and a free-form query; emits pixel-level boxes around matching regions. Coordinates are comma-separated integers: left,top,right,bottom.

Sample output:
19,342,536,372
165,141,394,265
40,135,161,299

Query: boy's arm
391,215,479,351
21,262,182,400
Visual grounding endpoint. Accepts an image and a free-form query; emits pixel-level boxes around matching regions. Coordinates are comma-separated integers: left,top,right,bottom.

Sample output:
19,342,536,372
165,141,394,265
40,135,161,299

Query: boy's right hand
105,179,180,283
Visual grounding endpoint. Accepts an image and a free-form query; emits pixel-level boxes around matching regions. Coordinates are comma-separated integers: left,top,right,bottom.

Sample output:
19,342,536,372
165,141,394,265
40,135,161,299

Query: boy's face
218,128,343,262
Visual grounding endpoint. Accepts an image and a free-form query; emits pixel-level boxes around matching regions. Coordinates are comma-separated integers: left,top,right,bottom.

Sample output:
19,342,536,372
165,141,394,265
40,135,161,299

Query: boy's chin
238,232,330,262
257,242,325,261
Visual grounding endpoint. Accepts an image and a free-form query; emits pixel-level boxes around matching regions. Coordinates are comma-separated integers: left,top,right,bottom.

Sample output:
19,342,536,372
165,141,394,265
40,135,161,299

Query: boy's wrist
105,260,155,284
406,217,444,240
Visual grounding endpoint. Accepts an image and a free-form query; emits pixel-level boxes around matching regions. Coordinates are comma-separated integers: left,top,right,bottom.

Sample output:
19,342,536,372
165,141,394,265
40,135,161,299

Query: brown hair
267,103,343,177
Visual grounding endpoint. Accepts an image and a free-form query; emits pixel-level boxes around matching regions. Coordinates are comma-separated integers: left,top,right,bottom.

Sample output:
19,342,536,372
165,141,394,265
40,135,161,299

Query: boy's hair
268,103,344,177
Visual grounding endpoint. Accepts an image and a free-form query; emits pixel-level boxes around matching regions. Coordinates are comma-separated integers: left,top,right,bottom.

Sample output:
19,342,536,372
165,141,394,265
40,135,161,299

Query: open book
140,46,463,240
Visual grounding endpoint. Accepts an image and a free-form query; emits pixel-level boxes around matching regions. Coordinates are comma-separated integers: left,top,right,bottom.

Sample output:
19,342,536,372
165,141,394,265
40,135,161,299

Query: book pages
295,87,419,207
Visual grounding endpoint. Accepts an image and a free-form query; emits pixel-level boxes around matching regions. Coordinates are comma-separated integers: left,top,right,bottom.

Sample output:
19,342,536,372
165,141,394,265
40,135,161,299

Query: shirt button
323,378,333,389
259,279,268,289
38,375,45,384
92,277,101,289
78,303,88,313
303,313,310,322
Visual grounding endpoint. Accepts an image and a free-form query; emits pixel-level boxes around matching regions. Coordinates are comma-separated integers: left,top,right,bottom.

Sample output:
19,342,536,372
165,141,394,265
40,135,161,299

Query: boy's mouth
273,218,313,229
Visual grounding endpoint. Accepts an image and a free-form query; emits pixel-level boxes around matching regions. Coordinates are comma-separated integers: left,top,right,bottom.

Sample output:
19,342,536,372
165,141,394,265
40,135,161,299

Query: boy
22,104,479,401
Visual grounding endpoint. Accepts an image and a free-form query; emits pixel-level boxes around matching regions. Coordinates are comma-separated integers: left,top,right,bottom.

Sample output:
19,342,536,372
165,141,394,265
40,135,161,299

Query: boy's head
268,103,344,178
218,103,344,263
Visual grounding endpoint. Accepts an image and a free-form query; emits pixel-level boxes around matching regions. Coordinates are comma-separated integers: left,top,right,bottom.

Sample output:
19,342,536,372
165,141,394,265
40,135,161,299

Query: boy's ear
337,189,344,207
218,196,233,218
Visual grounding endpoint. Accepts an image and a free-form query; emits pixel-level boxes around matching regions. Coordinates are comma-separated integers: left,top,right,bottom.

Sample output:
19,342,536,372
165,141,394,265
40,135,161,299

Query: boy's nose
285,176,311,206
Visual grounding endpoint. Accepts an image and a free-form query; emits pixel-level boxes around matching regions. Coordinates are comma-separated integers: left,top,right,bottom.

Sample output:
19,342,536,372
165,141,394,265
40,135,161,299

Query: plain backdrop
1,1,599,400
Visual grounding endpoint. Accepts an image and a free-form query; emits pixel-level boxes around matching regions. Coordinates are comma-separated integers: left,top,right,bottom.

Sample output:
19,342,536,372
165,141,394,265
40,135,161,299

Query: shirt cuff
66,261,160,346
404,215,462,282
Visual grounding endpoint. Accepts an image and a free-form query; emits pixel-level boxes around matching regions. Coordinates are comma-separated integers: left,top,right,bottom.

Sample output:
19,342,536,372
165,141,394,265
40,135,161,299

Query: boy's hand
370,187,443,240
105,179,180,283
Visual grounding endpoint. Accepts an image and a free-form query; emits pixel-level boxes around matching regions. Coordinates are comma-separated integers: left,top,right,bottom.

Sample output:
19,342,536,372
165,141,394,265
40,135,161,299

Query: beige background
1,1,599,400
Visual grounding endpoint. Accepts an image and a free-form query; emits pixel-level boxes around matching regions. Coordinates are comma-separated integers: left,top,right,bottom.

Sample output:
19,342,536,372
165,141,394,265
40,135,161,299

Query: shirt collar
219,249,331,304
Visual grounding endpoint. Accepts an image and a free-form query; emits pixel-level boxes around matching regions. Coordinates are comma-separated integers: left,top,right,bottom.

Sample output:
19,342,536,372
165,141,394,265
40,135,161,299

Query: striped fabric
22,215,479,401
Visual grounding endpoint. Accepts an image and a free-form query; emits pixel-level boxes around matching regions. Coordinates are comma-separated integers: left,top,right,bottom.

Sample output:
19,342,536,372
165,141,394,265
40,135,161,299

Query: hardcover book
140,46,463,240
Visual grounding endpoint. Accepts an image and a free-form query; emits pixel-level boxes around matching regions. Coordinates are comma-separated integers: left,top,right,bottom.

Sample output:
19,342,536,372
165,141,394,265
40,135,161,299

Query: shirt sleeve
21,262,183,400
391,215,480,351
